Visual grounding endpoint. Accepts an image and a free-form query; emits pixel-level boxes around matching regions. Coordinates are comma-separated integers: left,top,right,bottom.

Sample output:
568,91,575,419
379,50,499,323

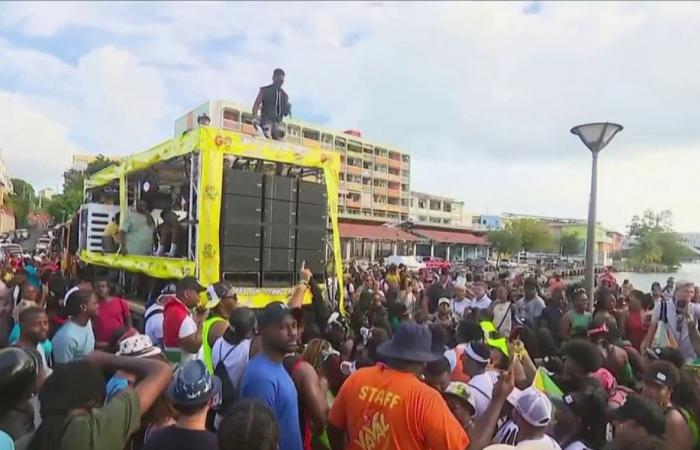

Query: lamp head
571,122,623,153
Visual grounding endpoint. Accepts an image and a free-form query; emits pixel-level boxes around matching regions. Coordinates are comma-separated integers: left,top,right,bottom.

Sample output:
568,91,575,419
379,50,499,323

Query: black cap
228,307,256,336
258,301,292,328
644,364,679,390
612,395,665,437
177,276,205,293
645,347,685,369
552,388,607,423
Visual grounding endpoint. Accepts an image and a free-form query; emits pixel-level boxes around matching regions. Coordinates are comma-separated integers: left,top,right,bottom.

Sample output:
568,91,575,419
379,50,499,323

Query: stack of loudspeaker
220,168,327,287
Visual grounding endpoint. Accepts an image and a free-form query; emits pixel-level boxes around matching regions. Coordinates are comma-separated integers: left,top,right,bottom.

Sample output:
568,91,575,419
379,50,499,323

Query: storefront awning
339,223,418,241
411,228,487,245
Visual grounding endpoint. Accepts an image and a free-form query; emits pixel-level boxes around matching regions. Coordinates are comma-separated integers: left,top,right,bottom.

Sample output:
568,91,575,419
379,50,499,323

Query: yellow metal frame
81,127,345,312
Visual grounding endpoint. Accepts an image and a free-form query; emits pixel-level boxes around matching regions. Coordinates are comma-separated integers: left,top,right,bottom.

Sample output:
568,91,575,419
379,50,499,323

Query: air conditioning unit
79,203,119,252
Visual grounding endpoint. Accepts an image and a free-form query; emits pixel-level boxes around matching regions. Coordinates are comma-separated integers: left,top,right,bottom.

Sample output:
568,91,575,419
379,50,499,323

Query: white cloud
1,1,700,231
0,91,78,190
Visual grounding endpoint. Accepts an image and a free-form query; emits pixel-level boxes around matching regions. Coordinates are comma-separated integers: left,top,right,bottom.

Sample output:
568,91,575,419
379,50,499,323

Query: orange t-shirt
328,364,469,450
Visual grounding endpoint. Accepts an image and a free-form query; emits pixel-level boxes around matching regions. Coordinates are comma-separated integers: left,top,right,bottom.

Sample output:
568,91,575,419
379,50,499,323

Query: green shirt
120,212,155,256
15,389,141,450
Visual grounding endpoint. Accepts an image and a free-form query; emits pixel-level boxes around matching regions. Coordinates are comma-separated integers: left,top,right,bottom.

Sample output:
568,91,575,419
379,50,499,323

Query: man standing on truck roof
252,68,290,140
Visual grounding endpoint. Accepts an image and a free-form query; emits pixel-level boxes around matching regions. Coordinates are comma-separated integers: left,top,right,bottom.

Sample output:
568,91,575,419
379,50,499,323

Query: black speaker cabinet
222,195,263,224
222,223,262,247
263,248,295,272
297,202,328,227
221,247,260,272
298,180,327,205
296,226,326,250
296,248,324,273
263,199,295,225
223,170,263,196
263,224,295,249
264,174,297,202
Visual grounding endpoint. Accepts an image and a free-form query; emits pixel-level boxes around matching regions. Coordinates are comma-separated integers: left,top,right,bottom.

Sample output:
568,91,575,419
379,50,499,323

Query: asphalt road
23,227,48,252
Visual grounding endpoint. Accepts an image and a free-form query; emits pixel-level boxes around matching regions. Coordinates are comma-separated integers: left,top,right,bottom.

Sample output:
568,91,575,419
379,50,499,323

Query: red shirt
92,297,130,343
162,296,190,349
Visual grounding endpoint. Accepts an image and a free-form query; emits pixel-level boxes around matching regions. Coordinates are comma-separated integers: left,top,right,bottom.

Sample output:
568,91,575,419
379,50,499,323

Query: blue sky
1,1,700,232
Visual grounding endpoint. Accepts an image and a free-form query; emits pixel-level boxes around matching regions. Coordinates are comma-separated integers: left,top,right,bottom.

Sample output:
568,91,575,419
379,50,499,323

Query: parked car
385,255,426,271
0,243,23,260
35,237,51,252
421,256,451,271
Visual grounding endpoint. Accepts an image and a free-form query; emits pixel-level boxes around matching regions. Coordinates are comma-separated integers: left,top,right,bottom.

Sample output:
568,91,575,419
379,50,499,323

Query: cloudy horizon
1,1,699,233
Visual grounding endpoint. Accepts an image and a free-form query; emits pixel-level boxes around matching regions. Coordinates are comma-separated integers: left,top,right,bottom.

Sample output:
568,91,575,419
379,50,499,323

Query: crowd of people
1,251,699,450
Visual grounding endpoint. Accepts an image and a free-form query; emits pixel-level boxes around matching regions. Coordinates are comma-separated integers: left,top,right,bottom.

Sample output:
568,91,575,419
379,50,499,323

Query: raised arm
252,89,263,119
86,351,172,413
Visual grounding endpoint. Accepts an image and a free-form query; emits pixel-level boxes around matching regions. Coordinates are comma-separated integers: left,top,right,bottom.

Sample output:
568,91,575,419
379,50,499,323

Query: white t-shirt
517,435,562,449
493,301,513,336
144,303,164,347
651,300,700,360
467,371,499,417
36,343,52,377
211,337,252,389
211,337,252,429
472,295,492,310
451,298,471,317
494,419,519,445
564,441,592,450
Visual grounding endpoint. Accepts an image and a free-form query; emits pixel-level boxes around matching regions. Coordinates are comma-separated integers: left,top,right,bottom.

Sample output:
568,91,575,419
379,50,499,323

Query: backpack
213,340,239,415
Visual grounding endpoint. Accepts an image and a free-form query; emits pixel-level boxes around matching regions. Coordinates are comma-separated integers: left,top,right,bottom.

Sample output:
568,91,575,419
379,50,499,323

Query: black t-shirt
143,425,218,450
425,282,454,314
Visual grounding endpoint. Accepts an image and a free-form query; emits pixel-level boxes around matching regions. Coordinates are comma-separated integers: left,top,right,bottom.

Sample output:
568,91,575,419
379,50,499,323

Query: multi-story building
174,100,411,220
0,149,14,232
471,214,503,230
38,188,56,200
409,191,471,226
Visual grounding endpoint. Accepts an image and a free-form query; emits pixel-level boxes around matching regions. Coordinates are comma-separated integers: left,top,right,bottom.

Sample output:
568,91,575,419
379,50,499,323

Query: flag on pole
532,367,563,400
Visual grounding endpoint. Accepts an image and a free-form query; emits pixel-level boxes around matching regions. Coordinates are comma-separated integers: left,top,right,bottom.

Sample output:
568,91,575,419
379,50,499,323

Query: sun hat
167,360,222,406
515,388,553,427
376,322,442,363
443,382,476,414
116,334,162,358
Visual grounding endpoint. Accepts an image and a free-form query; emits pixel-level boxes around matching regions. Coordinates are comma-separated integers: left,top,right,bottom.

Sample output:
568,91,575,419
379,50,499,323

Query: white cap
438,297,451,307
515,388,552,427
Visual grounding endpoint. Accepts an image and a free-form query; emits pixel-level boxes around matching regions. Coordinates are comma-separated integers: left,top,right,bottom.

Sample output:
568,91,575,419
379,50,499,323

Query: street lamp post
570,122,623,306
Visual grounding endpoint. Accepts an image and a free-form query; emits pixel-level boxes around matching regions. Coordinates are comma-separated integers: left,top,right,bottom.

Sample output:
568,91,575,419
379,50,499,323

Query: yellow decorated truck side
80,126,345,312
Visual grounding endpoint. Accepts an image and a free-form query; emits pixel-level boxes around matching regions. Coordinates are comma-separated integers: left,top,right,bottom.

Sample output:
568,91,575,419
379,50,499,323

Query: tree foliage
559,232,584,256
45,155,118,222
626,210,692,269
8,178,36,227
627,209,673,238
509,219,555,252
487,219,555,260
487,227,522,260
